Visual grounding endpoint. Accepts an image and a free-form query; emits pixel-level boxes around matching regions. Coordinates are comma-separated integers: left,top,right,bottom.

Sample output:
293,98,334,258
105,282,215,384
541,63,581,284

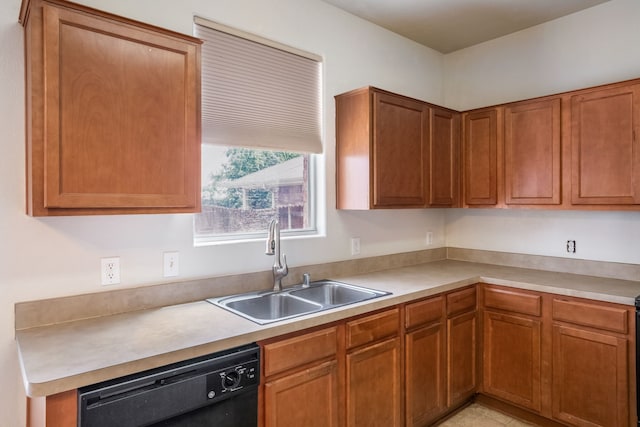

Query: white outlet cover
101,257,120,285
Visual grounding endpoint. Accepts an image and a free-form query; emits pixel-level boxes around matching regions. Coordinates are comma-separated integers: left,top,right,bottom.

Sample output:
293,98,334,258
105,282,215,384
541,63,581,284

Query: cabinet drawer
263,326,338,377
405,296,445,330
552,298,628,334
483,286,541,316
446,287,477,317
347,308,399,349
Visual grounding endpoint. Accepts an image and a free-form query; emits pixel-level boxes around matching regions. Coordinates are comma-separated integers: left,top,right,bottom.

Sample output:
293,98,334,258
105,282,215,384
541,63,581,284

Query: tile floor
436,403,538,426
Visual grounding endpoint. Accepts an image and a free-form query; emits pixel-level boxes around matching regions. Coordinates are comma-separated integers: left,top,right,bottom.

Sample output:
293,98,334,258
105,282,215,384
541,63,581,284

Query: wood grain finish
483,286,542,317
571,83,640,205
27,391,77,427
264,361,340,427
447,310,477,408
335,87,460,210
373,91,430,207
346,337,402,427
483,311,542,412
346,307,399,349
504,98,561,205
22,0,201,215
405,295,445,330
430,106,460,206
463,108,499,205
335,88,372,209
552,325,628,427
405,320,447,426
446,286,477,317
552,298,628,334
263,327,337,377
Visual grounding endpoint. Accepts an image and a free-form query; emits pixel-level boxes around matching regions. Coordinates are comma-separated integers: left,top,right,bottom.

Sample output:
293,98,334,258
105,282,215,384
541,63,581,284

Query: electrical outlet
101,257,120,285
350,237,361,256
426,231,433,245
163,251,179,277
566,240,576,254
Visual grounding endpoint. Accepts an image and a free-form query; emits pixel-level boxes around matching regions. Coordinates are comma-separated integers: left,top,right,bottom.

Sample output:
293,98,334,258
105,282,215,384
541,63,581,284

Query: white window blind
194,17,323,154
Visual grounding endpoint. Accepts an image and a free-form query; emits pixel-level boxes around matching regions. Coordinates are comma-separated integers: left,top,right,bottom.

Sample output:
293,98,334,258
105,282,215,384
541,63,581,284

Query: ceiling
321,0,611,53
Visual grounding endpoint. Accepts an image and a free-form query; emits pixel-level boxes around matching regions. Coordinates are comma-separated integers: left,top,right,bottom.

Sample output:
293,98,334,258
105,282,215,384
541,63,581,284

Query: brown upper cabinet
462,108,500,206
335,87,459,209
570,82,640,205
504,98,561,205
430,107,460,207
338,78,640,211
463,97,561,208
20,0,202,216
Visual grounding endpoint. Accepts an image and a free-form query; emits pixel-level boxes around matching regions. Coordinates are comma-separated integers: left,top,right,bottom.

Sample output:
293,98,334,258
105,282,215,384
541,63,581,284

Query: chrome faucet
265,219,288,292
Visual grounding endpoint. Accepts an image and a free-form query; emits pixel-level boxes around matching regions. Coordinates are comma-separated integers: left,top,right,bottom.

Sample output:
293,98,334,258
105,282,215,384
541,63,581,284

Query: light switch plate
163,251,179,277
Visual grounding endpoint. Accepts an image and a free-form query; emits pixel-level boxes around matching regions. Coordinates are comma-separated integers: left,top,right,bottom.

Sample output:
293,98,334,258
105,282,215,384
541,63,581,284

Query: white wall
0,0,445,425
3,0,640,424
444,0,640,265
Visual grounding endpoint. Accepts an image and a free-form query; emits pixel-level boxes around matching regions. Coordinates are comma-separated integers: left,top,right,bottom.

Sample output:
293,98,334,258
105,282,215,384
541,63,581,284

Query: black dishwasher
78,343,259,427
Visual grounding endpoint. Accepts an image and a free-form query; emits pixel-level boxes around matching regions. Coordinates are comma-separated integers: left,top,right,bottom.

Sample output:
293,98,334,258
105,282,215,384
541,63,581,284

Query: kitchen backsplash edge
15,247,447,330
447,247,640,282
15,247,640,331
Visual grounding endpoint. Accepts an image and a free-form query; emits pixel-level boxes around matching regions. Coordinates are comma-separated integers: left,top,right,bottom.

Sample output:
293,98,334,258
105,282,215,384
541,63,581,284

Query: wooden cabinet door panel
264,361,339,427
447,310,477,407
464,109,499,205
406,323,446,426
571,84,640,205
430,107,460,206
346,337,402,427
483,311,542,412
505,98,561,205
41,4,199,210
552,325,628,427
373,91,429,207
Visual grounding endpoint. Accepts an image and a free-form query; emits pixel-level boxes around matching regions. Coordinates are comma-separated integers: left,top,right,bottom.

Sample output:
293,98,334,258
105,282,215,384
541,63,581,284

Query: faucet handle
302,273,310,287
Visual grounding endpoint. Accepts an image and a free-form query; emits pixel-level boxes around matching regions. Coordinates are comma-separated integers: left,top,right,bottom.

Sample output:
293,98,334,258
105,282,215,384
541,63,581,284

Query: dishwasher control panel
207,359,259,398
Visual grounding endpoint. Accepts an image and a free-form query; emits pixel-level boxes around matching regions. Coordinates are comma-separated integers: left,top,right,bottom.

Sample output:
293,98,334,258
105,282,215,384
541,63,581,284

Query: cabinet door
35,4,199,213
346,337,402,427
463,109,499,205
483,311,542,412
447,310,477,407
406,322,446,426
505,98,561,205
552,325,628,427
373,91,429,207
571,84,640,205
264,361,339,427
430,107,460,206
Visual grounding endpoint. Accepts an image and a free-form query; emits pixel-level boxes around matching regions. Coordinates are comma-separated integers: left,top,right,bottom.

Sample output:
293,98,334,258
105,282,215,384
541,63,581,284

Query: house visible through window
193,19,322,244
196,146,313,240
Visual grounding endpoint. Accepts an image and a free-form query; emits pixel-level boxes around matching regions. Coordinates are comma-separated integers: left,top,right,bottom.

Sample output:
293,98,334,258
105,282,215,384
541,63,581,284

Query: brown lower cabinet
27,283,636,427
405,296,447,426
446,287,478,409
480,284,635,427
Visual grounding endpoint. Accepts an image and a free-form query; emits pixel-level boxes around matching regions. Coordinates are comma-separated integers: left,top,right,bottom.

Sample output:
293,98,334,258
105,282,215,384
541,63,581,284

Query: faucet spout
266,219,288,292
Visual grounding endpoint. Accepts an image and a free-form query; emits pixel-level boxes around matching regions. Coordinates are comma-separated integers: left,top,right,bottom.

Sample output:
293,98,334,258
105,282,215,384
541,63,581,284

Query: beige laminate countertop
16,259,640,397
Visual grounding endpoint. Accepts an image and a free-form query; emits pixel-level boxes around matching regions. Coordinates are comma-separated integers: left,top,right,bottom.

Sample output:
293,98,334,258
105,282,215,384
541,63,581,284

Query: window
193,18,322,244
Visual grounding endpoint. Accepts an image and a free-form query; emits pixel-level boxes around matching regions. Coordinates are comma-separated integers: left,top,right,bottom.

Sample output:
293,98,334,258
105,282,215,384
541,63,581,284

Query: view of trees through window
195,147,312,241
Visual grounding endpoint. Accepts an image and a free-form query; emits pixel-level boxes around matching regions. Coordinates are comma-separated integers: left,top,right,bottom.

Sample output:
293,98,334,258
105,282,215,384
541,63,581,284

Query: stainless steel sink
223,293,323,323
207,280,390,325
289,280,383,306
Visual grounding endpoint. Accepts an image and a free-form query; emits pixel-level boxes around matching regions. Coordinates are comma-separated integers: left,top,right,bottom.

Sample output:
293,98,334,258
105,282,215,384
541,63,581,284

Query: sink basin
290,281,381,306
208,280,390,325
218,293,323,324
